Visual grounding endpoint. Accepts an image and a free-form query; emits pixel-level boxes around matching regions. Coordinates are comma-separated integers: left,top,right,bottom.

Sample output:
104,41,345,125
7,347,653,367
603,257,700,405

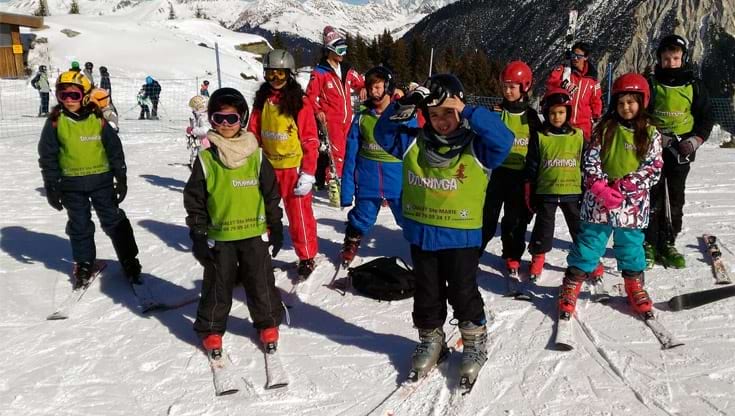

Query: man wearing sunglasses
306,25,366,188
545,41,602,141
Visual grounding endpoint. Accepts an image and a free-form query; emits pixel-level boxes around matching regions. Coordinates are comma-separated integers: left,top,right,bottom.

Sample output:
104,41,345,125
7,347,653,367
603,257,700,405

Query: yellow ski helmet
188,95,208,112
56,70,92,94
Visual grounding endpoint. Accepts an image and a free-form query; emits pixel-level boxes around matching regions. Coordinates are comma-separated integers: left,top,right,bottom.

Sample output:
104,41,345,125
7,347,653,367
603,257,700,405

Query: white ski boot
408,327,448,381
458,321,488,392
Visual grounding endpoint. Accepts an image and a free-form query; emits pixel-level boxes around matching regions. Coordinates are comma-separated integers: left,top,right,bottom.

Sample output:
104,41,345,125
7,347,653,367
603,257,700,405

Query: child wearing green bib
561,73,663,319
374,74,513,389
524,88,585,281
184,88,285,357
38,71,142,288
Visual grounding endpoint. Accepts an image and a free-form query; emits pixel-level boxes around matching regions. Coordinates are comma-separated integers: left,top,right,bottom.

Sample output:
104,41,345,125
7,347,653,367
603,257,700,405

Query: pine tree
378,30,394,67
69,0,80,14
368,37,380,68
272,31,285,49
194,5,207,19
389,40,410,88
34,0,49,17
408,36,430,83
440,46,458,74
354,35,371,72
168,3,176,20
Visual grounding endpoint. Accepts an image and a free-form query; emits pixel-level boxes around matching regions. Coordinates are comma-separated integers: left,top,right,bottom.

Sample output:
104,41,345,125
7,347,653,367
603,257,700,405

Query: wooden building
0,12,43,78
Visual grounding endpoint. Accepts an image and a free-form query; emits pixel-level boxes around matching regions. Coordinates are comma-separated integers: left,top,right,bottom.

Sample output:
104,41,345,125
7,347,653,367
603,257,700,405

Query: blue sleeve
340,116,361,206
374,102,419,159
465,106,513,170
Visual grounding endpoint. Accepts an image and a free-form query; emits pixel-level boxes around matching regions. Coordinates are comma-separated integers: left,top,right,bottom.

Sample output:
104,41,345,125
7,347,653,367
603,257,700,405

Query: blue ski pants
567,222,646,273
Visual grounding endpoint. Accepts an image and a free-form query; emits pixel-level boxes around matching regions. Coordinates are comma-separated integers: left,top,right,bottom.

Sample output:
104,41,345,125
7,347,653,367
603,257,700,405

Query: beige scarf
206,130,259,169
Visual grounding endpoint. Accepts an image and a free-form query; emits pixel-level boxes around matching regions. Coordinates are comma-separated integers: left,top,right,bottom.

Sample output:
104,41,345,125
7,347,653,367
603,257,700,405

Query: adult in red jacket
249,50,320,279
545,41,603,141
306,26,365,181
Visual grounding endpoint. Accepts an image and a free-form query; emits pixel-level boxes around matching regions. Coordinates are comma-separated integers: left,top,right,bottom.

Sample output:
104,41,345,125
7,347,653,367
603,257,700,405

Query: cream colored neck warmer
206,130,259,169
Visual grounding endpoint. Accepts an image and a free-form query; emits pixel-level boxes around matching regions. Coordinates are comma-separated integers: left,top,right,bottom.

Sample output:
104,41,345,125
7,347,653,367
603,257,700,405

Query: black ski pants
645,150,690,248
481,167,531,259
410,245,485,329
62,183,138,264
528,196,581,255
39,92,49,114
194,237,283,336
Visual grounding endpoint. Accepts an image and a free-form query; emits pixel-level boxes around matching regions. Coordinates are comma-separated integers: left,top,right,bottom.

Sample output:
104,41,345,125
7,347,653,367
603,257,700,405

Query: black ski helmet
657,34,689,64
85,61,93,70
364,66,395,97
208,87,249,127
99,66,108,74
39,65,47,72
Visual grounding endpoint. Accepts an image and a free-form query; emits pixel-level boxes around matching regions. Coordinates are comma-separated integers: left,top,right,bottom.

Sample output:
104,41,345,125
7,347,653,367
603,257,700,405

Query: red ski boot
202,333,223,359
340,230,362,267
624,273,652,315
529,254,545,281
505,258,520,278
590,262,604,279
260,327,279,353
558,267,585,316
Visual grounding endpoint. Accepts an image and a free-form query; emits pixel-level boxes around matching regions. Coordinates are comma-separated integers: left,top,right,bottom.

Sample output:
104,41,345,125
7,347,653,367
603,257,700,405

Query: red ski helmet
500,61,533,93
612,73,650,108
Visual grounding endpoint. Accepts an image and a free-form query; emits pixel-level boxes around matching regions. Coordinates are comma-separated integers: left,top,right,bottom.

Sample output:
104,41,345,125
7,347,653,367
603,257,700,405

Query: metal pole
606,62,613,106
428,48,434,78
215,42,222,88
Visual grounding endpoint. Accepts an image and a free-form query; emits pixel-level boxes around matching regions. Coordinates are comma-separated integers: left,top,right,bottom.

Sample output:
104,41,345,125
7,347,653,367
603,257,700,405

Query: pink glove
590,180,624,210
186,126,193,135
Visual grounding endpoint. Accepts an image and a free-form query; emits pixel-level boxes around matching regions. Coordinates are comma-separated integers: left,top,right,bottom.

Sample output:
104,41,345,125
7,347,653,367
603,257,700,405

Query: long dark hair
252,77,305,120
592,93,652,160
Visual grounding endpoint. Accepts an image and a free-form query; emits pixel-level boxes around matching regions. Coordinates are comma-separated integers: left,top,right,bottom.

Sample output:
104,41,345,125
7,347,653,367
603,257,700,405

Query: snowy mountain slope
1,0,459,42
2,75,735,413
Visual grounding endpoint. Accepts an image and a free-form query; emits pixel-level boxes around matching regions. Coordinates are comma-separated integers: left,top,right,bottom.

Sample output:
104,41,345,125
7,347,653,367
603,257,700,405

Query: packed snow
1,11,735,416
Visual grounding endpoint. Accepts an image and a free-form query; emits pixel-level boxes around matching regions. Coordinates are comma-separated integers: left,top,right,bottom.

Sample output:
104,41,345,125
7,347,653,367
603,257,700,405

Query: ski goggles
570,52,587,60
328,41,348,57
265,69,288,82
210,112,241,126
57,90,84,102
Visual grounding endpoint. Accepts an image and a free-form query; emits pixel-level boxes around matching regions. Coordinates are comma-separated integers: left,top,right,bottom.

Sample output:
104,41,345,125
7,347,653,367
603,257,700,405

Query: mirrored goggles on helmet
210,112,241,126
57,90,84,102
265,69,288,82
333,44,348,56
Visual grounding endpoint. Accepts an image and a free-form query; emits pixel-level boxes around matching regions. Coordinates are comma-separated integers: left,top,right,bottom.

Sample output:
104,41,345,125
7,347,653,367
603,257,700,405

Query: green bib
358,111,401,163
651,82,694,135
200,149,268,241
402,136,489,229
57,114,109,177
536,129,584,195
601,125,656,180
500,110,530,170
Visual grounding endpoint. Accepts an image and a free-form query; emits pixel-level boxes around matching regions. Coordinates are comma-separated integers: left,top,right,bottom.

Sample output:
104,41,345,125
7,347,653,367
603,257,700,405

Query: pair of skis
316,119,341,208
207,345,289,396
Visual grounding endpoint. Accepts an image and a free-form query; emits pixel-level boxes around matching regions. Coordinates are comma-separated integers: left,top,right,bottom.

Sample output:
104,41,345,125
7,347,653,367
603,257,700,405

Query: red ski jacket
546,61,603,140
305,59,364,127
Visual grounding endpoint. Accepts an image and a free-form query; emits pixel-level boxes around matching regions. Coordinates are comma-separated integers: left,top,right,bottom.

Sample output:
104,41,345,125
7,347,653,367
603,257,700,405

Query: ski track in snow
2,83,735,414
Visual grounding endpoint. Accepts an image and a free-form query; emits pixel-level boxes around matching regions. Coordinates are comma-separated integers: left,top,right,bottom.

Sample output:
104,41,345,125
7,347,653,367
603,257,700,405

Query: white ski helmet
188,95,208,112
263,49,296,75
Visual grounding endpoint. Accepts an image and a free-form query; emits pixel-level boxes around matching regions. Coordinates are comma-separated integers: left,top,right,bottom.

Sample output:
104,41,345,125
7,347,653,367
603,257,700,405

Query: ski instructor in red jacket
545,41,602,141
306,26,365,182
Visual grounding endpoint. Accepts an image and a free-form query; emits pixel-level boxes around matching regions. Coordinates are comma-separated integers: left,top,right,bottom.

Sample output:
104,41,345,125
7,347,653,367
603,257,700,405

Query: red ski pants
275,168,318,260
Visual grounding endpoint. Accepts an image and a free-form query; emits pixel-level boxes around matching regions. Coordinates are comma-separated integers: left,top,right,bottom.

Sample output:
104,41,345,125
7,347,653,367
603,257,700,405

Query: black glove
678,136,703,156
113,175,127,204
269,223,283,258
190,230,213,267
44,181,63,211
398,86,431,107
425,79,448,106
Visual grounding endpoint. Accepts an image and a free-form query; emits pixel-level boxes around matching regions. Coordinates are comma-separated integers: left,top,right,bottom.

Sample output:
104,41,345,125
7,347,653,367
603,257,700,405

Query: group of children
39,33,709,386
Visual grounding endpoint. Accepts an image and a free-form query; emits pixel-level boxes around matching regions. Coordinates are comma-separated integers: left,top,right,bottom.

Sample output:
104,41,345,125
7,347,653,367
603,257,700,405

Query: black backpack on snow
349,257,415,301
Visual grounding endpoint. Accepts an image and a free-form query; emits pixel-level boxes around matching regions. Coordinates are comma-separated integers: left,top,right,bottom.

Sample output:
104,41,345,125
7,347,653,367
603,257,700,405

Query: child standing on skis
38,71,142,287
339,66,413,266
184,87,285,357
482,61,542,278
186,95,210,168
248,49,320,280
524,88,591,281
374,74,513,389
561,73,663,318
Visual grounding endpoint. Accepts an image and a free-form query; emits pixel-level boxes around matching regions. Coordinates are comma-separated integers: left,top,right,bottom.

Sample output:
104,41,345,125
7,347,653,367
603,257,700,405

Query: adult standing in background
31,65,50,117
545,41,602,141
83,61,95,86
99,66,111,95
141,76,162,120
305,25,365,186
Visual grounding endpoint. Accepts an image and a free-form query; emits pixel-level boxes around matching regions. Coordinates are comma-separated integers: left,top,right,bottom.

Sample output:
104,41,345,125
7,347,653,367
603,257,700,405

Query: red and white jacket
305,58,364,127
546,61,603,140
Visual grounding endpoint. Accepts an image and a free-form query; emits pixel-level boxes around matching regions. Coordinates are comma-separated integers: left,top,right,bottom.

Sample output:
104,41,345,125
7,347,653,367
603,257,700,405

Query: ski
702,234,732,284
554,311,575,351
668,285,735,311
47,260,107,320
264,345,289,389
641,312,684,349
317,119,341,208
207,349,239,396
589,276,611,303
326,257,356,295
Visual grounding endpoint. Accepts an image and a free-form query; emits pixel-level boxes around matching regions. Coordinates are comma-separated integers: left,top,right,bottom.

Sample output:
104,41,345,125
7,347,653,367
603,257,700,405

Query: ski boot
121,257,142,284
643,242,656,270
658,243,685,269
458,321,488,392
559,267,586,318
73,262,95,290
340,226,362,267
260,327,279,354
202,333,223,359
529,253,545,282
623,272,653,316
408,327,448,382
297,258,316,280
505,258,520,279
